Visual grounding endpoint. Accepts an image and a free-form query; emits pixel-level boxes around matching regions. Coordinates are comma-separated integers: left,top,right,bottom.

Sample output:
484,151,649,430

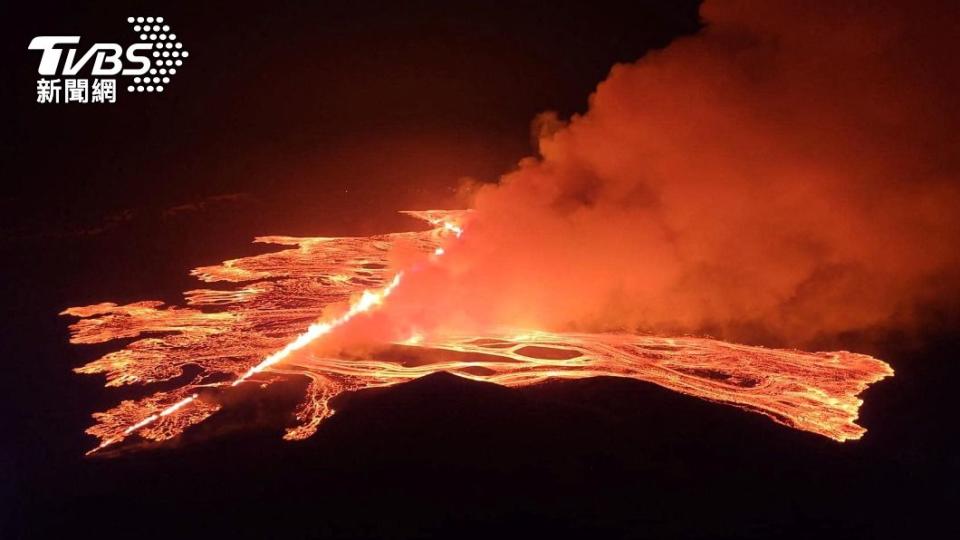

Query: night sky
4,1,700,236
2,2,957,538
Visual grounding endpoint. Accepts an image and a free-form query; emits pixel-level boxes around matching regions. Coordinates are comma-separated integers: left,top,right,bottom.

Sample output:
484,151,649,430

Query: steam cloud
370,0,960,347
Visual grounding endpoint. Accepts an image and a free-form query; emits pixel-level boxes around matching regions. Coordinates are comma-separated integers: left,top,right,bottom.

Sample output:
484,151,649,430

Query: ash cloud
380,0,960,346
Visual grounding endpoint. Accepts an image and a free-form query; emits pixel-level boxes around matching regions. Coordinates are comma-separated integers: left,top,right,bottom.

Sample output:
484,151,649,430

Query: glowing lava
63,210,892,454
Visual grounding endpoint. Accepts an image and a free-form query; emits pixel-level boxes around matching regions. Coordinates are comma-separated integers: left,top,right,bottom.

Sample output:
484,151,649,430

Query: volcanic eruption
63,0,960,454
63,211,892,454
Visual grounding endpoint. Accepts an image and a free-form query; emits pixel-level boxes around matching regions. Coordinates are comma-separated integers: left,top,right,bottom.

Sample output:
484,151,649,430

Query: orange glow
230,272,403,387
63,211,892,454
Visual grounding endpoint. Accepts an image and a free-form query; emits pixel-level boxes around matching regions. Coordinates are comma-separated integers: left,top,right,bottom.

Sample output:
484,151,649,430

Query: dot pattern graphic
126,16,187,93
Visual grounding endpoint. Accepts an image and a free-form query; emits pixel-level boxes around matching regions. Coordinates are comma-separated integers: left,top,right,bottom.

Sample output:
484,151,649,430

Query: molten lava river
63,211,893,454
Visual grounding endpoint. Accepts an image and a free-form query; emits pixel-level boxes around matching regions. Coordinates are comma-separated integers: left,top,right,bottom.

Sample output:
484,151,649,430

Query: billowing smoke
360,0,960,347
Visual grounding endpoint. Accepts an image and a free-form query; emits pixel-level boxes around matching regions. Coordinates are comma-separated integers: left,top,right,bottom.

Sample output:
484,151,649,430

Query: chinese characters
37,78,116,104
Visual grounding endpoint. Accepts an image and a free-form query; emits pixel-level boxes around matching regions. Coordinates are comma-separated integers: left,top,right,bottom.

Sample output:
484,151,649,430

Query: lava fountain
62,211,892,454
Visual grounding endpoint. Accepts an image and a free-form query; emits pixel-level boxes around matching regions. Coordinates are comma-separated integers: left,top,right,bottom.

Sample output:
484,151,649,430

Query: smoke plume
371,0,960,347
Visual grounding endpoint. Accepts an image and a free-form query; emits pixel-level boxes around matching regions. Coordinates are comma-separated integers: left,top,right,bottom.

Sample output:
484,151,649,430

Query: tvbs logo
29,37,152,76
29,16,189,104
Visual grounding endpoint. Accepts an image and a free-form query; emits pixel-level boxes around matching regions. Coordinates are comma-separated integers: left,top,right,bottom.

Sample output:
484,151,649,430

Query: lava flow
62,210,892,454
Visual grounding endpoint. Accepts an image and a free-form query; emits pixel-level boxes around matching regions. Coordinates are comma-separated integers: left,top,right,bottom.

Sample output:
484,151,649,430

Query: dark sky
3,1,701,238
